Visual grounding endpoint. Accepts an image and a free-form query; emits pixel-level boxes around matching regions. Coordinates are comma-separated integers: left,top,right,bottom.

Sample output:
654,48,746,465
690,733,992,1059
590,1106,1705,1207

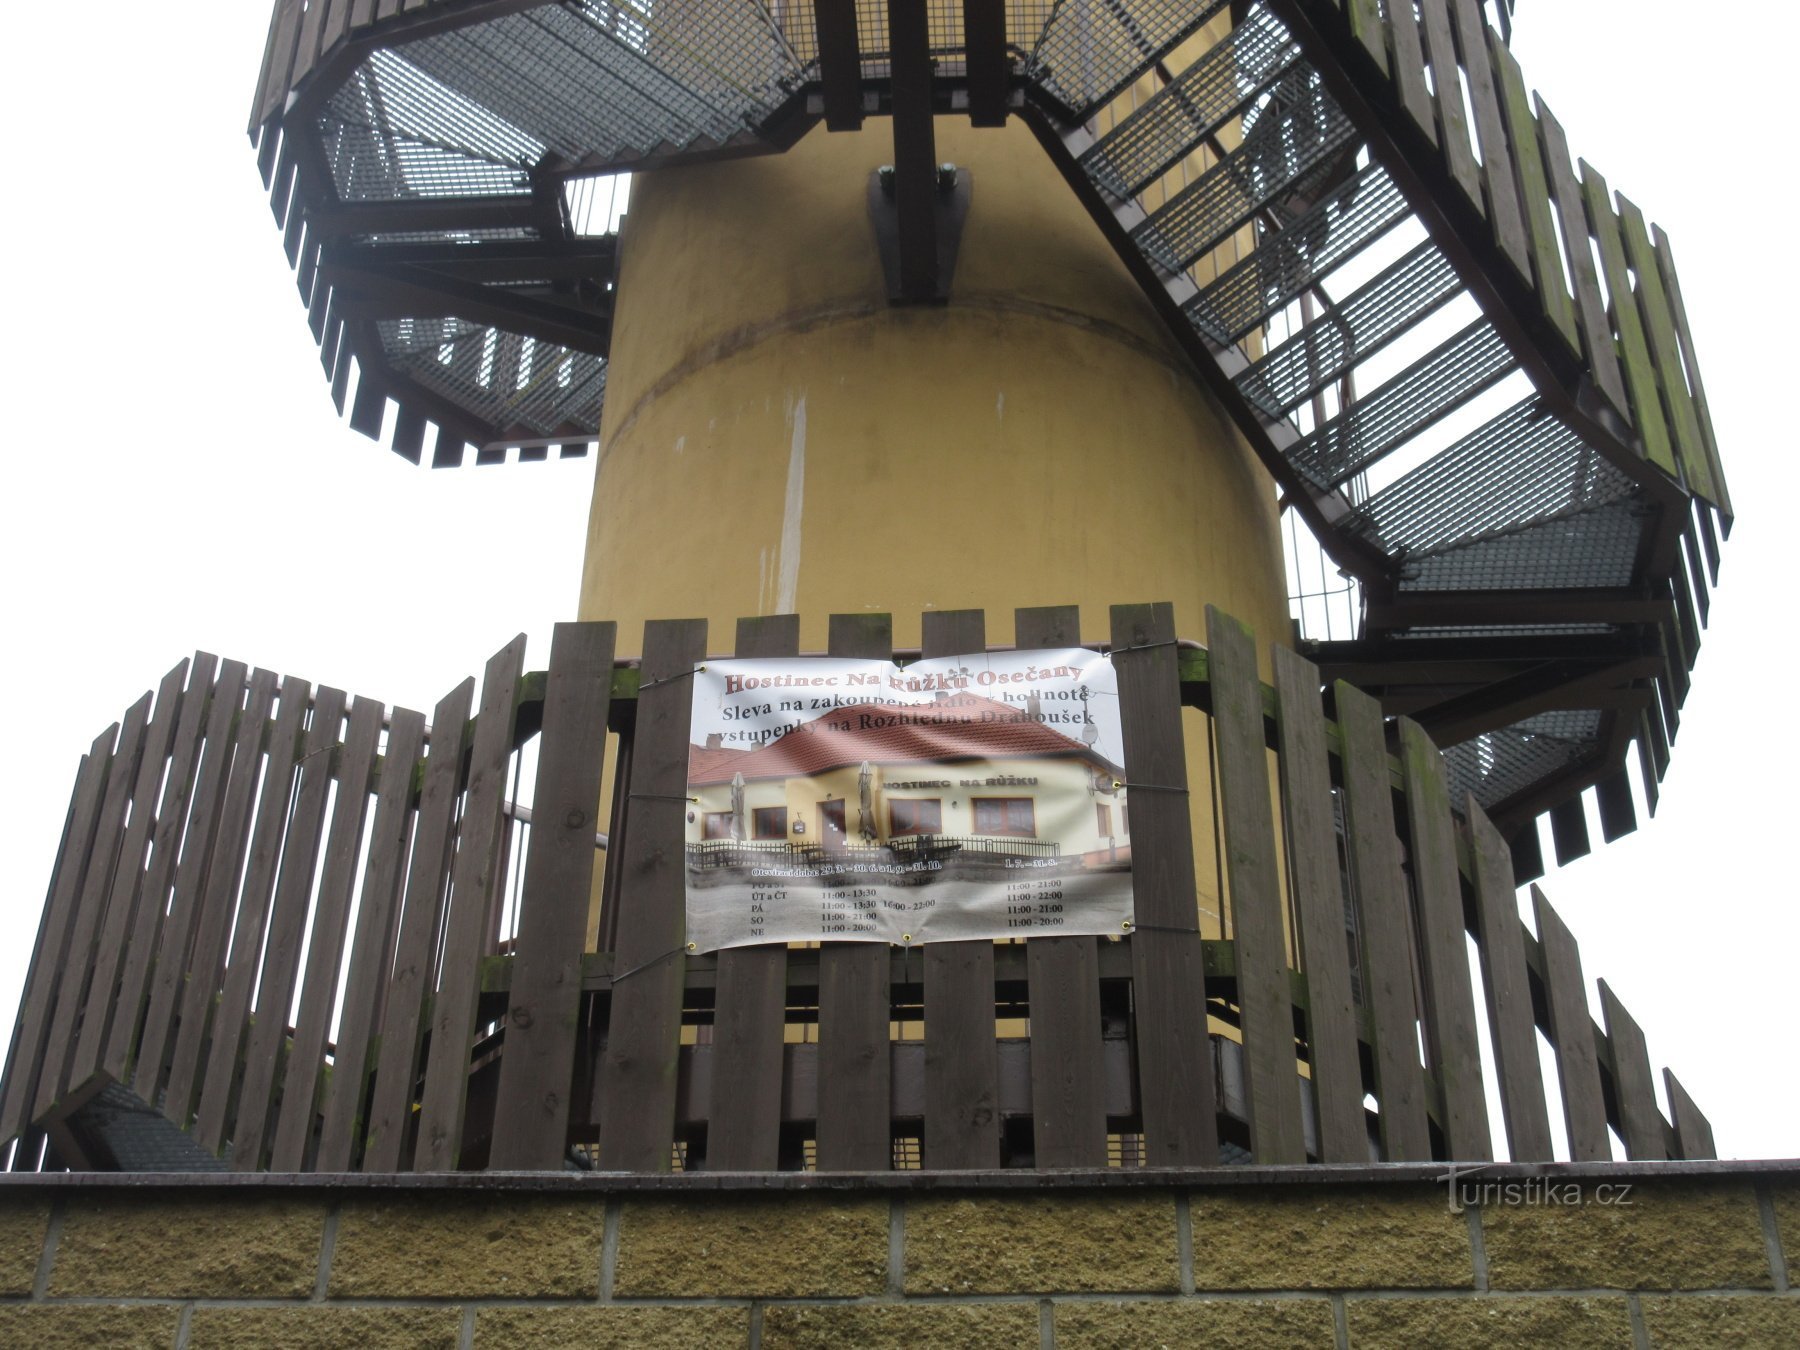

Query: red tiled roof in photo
689,692,1118,785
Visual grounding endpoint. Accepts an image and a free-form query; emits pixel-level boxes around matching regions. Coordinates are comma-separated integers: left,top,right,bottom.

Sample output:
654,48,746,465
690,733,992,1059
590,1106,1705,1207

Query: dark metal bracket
869,166,972,306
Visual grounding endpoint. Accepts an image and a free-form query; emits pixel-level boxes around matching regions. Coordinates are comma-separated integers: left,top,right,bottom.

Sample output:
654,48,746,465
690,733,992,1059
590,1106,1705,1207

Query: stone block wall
0,1165,1792,1347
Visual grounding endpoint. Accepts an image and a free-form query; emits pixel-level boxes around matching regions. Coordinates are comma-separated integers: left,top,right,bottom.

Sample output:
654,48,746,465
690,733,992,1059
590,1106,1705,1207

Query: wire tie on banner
1120,781,1188,795
610,945,687,985
639,665,704,691
629,792,698,804
1109,639,1178,655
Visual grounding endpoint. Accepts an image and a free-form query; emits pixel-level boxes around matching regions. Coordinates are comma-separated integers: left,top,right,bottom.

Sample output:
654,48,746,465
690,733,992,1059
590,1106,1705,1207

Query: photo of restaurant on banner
682,649,1135,952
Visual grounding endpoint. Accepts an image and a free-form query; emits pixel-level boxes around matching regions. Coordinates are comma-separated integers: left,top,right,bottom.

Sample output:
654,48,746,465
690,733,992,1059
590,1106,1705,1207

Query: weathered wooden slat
1488,34,1580,359
1386,0,1437,148
1346,0,1389,75
0,727,115,1144
1663,1069,1715,1160
191,674,312,1151
132,660,249,1103
1205,608,1304,1165
1616,195,1711,502
414,638,528,1171
29,692,154,1125
291,0,335,89
919,610,1003,1171
1419,0,1480,214
225,686,347,1166
815,613,895,1171
361,677,475,1172
1593,769,1636,844
1017,605,1107,1169
1451,0,1530,282
254,0,309,130
1397,719,1491,1160
1580,160,1675,478
1112,603,1216,1166
64,662,188,1093
1597,980,1666,1162
1534,97,1630,423
315,706,426,1171
161,669,283,1129
1651,225,1733,520
101,654,219,1084
270,696,386,1171
488,624,618,1171
1464,799,1552,1161
1271,646,1364,1164
705,615,799,1173
321,0,357,56
1548,795,1590,867
596,620,707,1173
1334,680,1429,1162
1531,885,1609,1161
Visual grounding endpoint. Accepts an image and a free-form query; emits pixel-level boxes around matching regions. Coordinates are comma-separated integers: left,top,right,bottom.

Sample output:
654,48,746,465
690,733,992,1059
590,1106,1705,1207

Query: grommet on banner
686,942,697,952
1121,920,1134,932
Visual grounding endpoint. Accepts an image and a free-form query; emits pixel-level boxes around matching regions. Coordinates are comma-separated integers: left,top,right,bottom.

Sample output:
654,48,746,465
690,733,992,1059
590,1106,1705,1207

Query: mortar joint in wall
31,1194,64,1301
1176,1191,1194,1295
314,1200,340,1301
749,1300,764,1350
888,1195,904,1298
459,1303,476,1350
599,1195,621,1302
1039,1296,1053,1350
1466,1201,1488,1291
1331,1293,1348,1350
1626,1292,1649,1350
174,1302,194,1350
1757,1185,1789,1292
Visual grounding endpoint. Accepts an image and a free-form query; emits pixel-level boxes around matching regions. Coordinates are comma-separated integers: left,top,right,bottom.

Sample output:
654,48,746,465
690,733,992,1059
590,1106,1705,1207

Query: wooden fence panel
1618,195,1711,500
228,686,348,1167
596,619,707,1172
1398,718,1491,1161
316,706,427,1171
1531,885,1610,1161
489,623,618,1171
920,609,1002,1170
30,692,154,1125
1271,645,1364,1164
415,637,528,1171
1465,798,1552,1161
1450,0,1528,280
1017,604,1106,1169
362,677,475,1172
271,695,386,1170
1598,979,1666,1161
1489,34,1580,358
1386,0,1437,148
1334,680,1429,1161
1111,603,1216,1166
163,669,281,1128
65,662,188,1094
706,615,799,1172
1420,0,1480,213
1651,225,1733,518
1205,607,1303,1165
133,659,248,1103
815,613,895,1171
192,674,313,1154
102,655,218,1085
1663,1069,1715,1160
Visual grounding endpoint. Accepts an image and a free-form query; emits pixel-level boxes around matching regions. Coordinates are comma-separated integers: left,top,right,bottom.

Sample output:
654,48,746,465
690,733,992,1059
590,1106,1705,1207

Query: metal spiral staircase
248,0,1729,874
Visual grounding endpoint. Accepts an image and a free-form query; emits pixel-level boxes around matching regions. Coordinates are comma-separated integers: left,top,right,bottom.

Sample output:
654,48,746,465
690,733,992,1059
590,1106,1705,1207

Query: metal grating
1402,498,1645,592
1028,0,1230,118
1289,322,1516,490
376,317,607,440
1079,6,1300,200
1444,710,1604,813
1132,68,1356,275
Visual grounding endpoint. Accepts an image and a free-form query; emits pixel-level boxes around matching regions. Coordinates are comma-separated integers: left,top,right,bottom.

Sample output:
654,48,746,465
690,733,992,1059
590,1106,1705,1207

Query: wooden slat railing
0,605,1719,1173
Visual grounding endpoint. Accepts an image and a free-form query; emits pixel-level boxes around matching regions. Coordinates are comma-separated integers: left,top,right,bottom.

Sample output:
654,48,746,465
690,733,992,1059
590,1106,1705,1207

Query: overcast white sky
0,2,1791,1160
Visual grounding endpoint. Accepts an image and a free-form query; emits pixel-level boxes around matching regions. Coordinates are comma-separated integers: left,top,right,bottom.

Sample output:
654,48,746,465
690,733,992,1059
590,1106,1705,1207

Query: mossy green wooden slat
1534,96,1630,423
1397,720,1491,1160
1488,32,1580,360
1018,605,1109,1169
814,612,895,1171
1580,160,1675,478
1531,885,1610,1162
1663,1069,1715,1160
921,609,1004,1170
1386,0,1437,148
1598,980,1667,1161
1420,0,1481,214
1206,608,1305,1165
190,674,314,1155
1451,0,1529,281
1112,602,1218,1166
597,619,708,1173
1617,195,1713,502
226,684,347,1168
361,676,476,1172
1334,680,1429,1162
1272,646,1365,1164
707,615,799,1173
1347,0,1390,75
1465,799,1553,1161
1651,224,1733,519
315,705,426,1172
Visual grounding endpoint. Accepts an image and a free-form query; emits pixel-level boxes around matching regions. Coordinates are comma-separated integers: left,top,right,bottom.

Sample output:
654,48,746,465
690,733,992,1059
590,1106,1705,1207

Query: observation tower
0,8,1778,1338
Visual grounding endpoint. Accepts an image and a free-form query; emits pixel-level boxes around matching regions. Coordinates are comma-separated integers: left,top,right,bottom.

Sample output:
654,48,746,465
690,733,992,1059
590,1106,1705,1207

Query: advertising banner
683,647,1133,952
